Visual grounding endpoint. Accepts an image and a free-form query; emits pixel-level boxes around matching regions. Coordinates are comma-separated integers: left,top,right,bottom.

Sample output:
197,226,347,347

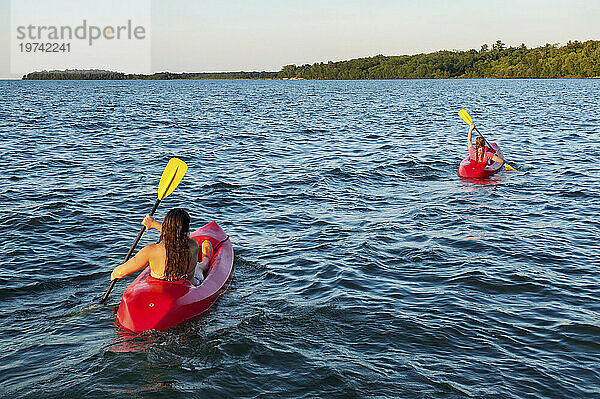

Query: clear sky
1,0,599,78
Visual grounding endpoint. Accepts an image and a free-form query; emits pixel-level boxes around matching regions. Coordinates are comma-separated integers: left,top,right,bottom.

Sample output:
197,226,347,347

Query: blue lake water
0,79,599,398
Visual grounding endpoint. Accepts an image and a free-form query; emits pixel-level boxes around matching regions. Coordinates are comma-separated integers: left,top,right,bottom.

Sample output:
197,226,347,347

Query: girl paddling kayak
111,208,213,286
116,220,233,332
467,123,504,165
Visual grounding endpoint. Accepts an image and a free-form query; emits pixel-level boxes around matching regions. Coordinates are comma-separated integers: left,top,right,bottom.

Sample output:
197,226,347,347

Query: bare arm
466,124,475,150
143,215,162,232
111,245,152,280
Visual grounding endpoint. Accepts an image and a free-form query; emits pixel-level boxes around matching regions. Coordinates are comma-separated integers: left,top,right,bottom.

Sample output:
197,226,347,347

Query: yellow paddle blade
504,163,517,172
458,109,473,125
157,158,188,200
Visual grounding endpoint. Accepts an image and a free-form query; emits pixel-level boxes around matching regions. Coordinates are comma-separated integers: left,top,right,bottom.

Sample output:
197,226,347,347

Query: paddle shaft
473,126,497,154
473,126,516,170
100,198,161,303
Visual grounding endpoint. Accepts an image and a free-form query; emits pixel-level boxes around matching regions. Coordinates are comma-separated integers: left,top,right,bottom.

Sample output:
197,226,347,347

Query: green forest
22,70,277,80
279,40,600,79
23,40,600,80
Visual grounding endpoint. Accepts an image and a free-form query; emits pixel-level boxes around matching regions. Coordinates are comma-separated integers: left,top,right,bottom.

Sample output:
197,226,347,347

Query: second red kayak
458,143,504,178
116,221,234,332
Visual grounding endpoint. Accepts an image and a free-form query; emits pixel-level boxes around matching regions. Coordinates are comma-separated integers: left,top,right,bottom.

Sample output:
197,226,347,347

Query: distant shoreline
22,40,600,80
21,70,280,80
18,76,600,81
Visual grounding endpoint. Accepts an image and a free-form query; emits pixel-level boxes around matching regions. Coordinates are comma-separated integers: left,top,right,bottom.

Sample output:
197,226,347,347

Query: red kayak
458,143,504,178
116,221,234,332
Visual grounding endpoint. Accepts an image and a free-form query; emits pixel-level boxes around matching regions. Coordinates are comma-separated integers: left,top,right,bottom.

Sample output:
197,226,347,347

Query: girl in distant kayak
110,208,213,285
467,123,504,164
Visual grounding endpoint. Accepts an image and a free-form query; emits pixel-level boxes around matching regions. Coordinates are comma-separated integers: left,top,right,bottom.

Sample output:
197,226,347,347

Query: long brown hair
475,137,485,162
158,208,191,281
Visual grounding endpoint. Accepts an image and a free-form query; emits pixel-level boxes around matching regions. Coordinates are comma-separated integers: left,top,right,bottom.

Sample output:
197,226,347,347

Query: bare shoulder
143,243,163,255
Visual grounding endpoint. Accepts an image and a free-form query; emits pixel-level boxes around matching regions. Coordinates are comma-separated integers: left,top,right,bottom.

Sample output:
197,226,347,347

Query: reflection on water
459,172,505,188
107,325,156,353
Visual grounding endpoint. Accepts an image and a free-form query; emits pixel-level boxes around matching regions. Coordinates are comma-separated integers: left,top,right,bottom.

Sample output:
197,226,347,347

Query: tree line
22,70,278,80
278,40,600,79
22,40,600,80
